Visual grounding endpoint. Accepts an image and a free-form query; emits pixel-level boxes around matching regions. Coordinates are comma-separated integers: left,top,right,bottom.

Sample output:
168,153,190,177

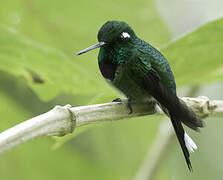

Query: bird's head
97,21,136,45
77,21,136,55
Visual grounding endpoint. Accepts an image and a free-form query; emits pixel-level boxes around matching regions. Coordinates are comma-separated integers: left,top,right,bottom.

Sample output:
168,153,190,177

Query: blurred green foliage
163,18,223,86
0,0,223,180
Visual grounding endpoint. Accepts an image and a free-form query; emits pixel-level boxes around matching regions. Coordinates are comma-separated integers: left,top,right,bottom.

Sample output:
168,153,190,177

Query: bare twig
0,96,222,155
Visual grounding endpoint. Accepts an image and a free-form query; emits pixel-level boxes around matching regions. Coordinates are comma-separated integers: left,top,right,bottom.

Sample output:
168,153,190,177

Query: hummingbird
77,21,204,171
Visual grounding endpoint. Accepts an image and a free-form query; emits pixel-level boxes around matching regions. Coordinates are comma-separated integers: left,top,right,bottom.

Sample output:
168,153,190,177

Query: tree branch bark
0,96,221,155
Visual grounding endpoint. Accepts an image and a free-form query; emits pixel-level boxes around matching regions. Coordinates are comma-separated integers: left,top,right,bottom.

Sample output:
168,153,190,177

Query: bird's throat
98,62,117,81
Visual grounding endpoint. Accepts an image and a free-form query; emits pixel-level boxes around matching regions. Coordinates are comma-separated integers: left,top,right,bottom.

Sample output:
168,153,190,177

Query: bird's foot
112,98,122,102
112,98,133,114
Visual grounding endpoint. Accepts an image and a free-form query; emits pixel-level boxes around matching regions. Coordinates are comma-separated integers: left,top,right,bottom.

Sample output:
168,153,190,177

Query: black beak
77,42,106,55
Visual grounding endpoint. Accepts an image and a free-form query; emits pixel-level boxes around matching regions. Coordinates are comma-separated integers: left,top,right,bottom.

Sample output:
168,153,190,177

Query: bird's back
136,39,177,94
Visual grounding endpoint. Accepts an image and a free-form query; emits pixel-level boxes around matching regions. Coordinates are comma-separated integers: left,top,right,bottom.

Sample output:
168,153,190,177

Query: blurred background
0,0,223,179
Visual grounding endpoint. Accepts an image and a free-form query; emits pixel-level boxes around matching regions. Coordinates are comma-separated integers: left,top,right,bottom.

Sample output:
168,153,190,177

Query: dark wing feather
142,67,204,131
137,44,204,130
142,69,191,170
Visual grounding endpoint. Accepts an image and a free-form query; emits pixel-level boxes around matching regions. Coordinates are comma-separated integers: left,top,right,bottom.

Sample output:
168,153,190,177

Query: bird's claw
112,98,133,114
112,98,122,102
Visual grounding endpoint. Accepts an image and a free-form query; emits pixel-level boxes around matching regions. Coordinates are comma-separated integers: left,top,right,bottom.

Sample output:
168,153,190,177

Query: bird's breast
110,65,150,100
98,62,117,81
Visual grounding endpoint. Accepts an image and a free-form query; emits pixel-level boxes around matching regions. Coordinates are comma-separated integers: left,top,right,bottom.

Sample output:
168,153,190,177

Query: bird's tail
169,113,195,171
155,94,204,171
156,92,204,131
171,98,204,131
142,71,205,170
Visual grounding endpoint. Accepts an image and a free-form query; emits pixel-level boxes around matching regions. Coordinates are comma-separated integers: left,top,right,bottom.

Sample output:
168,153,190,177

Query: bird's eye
120,32,130,39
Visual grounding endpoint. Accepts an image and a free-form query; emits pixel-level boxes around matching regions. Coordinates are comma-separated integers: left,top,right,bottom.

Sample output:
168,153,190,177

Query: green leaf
0,25,104,101
162,18,223,87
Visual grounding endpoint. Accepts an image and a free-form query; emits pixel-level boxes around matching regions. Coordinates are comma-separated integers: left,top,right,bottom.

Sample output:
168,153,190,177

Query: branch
0,96,222,155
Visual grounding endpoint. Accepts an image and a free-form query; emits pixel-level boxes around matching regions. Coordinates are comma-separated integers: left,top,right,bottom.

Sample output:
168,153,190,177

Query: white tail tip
184,132,197,153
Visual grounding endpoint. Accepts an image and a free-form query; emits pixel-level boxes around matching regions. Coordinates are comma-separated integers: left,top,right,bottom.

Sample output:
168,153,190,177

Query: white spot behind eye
121,32,130,39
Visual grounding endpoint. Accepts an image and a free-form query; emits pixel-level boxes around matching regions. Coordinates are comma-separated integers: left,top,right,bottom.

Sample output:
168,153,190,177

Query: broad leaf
162,18,223,87
0,25,104,100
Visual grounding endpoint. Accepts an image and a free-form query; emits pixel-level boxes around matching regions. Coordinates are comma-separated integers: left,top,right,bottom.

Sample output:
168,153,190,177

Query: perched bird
77,21,204,171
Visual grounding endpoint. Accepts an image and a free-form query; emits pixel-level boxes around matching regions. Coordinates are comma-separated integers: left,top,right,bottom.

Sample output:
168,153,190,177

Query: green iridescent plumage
98,35,177,98
77,20,204,171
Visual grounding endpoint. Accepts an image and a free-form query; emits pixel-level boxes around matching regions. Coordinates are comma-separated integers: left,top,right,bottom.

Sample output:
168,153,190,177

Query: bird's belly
111,68,150,100
99,62,150,100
